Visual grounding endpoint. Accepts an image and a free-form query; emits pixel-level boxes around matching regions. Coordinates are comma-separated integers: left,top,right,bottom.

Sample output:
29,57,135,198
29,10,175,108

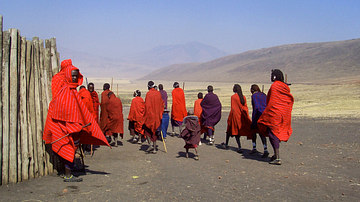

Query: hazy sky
1,0,360,59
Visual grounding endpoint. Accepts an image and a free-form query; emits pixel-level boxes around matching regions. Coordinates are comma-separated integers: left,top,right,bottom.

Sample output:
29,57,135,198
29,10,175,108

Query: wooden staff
50,123,91,144
160,131,167,153
0,15,3,185
25,40,34,179
183,82,185,90
9,29,19,184
33,37,45,177
20,36,29,181
2,30,10,184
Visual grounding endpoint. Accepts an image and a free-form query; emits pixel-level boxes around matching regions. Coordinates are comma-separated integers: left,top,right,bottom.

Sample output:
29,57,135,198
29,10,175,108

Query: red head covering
61,59,73,71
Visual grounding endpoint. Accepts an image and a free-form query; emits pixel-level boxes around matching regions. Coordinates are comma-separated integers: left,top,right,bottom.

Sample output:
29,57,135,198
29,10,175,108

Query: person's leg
194,147,199,160
129,121,136,141
113,133,118,147
235,136,243,153
268,130,281,164
259,133,269,157
110,134,115,145
186,148,189,158
208,128,214,145
152,140,157,154
251,133,257,153
222,133,230,149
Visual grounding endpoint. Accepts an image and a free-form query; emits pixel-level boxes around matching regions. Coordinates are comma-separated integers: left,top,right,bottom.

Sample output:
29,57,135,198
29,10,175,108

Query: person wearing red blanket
143,81,164,154
258,69,294,165
179,110,201,160
100,83,112,132
128,90,145,144
51,59,72,99
171,82,187,136
193,92,206,143
43,65,110,182
222,84,252,153
79,85,96,154
88,83,100,123
104,92,124,147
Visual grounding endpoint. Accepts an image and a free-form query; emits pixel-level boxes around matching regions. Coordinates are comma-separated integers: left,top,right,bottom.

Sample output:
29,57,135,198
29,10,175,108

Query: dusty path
1,113,360,201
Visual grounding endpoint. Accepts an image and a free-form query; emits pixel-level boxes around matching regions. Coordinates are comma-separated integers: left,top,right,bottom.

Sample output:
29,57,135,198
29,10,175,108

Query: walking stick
50,123,91,144
161,131,167,153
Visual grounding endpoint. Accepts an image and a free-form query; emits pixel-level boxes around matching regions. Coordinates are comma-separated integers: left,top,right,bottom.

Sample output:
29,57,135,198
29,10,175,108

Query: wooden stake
50,38,58,75
20,36,29,181
2,30,10,184
0,14,3,185
285,74,288,83
25,40,34,179
183,82,185,90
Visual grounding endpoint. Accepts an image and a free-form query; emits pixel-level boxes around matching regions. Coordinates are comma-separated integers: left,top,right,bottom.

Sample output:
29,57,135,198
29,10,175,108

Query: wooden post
183,82,185,90
33,37,45,177
26,40,35,179
111,78,113,91
2,30,10,184
19,36,29,181
262,85,264,93
50,38,58,75
117,84,118,97
285,74,288,83
0,14,3,185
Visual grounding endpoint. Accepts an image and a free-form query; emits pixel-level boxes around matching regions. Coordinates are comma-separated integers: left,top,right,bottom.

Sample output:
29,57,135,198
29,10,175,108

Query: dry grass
86,78,360,118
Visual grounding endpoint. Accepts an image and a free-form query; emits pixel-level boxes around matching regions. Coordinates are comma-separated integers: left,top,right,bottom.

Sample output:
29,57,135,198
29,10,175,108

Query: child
179,110,201,160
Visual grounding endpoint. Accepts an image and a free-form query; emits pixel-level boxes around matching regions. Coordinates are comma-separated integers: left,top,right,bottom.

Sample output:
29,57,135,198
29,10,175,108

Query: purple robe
160,90,168,110
179,116,201,146
200,92,222,127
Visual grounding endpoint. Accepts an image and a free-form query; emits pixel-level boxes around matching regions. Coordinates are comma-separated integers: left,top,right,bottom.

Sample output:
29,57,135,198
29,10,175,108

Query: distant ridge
141,38,360,84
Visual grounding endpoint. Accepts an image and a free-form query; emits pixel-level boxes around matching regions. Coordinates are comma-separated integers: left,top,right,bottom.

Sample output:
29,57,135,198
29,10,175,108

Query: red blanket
171,87,187,121
51,59,72,98
105,94,124,136
127,96,145,134
43,66,109,162
143,88,164,134
79,88,95,118
100,89,111,131
258,81,294,141
90,91,100,123
226,94,252,139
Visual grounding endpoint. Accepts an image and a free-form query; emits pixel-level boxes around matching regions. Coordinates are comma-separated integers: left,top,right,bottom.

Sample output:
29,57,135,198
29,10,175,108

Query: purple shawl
200,92,222,127
179,116,201,145
159,90,168,109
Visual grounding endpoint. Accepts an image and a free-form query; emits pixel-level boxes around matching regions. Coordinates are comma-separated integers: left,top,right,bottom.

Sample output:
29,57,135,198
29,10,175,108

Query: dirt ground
1,109,359,201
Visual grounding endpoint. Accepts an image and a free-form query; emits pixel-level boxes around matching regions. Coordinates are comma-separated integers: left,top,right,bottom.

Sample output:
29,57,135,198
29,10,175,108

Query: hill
141,39,360,84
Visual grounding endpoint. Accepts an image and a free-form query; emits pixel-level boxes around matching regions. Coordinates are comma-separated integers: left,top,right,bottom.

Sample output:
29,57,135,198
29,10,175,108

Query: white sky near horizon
1,0,360,59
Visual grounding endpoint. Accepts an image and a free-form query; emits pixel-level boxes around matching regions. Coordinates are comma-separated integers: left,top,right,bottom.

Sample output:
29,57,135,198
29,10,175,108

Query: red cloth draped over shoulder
257,81,294,141
43,66,110,163
79,88,95,118
171,87,187,122
100,89,112,131
51,59,72,98
90,91,100,123
127,96,145,134
104,94,124,137
226,94,252,139
143,88,164,134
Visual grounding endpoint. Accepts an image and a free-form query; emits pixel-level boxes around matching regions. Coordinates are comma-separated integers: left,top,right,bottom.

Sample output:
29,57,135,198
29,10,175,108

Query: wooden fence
0,15,60,185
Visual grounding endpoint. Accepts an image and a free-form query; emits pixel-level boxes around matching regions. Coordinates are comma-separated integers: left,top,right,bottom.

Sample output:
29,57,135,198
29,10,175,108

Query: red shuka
105,94,124,137
90,91,100,123
194,98,206,134
79,88,95,118
257,81,294,141
43,66,110,163
226,94,252,139
127,96,145,134
171,87,187,122
51,59,72,98
143,88,164,134
100,89,111,131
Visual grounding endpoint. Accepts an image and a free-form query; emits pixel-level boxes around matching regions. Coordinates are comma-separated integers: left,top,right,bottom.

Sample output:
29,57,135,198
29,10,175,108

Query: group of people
43,59,294,182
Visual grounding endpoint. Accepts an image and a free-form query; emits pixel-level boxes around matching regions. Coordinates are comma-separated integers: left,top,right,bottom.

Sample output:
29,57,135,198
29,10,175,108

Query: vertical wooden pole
117,84,118,97
33,37,44,177
16,28,21,183
25,40,34,179
50,38,58,75
2,30,10,184
20,36,29,181
111,78,113,91
285,74,288,83
0,14,3,185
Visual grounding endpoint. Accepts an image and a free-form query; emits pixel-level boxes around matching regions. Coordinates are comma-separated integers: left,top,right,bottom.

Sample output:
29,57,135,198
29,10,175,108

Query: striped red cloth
100,89,111,131
258,81,294,141
171,87,187,122
127,96,145,134
79,88,95,118
104,94,124,136
51,59,73,98
90,91,100,123
226,94,252,139
43,65,110,162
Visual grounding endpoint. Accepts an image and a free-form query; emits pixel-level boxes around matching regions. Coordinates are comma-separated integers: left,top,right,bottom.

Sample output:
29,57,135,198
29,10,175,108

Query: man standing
171,82,187,136
100,83,112,132
200,85,222,145
44,64,109,182
143,81,164,154
194,92,206,142
128,90,145,143
88,83,100,123
159,84,169,140
104,92,124,147
79,85,96,154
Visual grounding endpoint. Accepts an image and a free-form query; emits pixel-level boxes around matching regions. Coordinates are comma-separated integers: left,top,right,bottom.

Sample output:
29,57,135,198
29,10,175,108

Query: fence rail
1,15,60,185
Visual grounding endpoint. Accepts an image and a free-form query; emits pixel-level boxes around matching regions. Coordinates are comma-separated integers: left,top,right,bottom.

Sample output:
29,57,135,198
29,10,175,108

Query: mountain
58,41,230,79
140,38,360,84
123,41,230,68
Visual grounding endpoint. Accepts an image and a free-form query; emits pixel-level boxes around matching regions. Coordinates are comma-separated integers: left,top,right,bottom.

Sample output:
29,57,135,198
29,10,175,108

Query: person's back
100,83,112,131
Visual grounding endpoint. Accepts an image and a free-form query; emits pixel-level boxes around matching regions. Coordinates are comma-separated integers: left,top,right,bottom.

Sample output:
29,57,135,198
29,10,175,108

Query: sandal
250,149,258,154
270,155,276,161
63,175,83,182
221,142,229,149
194,155,199,161
237,148,243,153
269,159,282,165
262,151,269,158
146,146,154,152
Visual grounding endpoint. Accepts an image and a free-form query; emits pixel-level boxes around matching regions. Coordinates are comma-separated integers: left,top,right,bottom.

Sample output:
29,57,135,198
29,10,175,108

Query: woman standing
258,69,294,165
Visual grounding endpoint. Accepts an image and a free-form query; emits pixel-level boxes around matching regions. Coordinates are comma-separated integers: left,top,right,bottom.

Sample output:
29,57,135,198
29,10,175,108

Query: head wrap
61,59,72,71
173,82,179,88
64,65,83,87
